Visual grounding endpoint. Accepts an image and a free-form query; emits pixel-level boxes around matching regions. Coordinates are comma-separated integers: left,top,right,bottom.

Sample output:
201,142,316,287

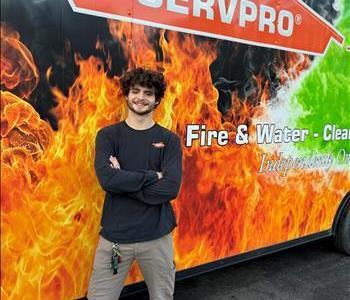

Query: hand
109,156,121,169
156,172,163,180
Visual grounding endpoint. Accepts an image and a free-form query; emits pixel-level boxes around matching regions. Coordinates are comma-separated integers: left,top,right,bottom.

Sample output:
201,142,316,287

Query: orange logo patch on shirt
152,142,165,148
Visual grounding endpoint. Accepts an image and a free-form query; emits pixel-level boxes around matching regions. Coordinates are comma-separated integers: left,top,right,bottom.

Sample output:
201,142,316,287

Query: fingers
109,156,120,169
109,160,119,169
111,157,120,169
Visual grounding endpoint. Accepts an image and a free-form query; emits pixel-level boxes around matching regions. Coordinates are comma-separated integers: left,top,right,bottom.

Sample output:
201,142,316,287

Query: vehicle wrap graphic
68,0,344,55
1,0,349,299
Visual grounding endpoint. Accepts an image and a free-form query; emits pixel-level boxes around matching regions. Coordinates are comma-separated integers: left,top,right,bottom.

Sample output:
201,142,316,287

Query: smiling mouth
134,102,148,106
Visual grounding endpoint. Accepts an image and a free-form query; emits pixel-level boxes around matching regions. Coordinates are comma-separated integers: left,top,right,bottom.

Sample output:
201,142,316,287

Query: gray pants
87,233,175,300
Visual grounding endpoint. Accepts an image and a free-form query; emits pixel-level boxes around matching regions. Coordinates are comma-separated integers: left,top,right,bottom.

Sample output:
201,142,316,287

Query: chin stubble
127,101,157,116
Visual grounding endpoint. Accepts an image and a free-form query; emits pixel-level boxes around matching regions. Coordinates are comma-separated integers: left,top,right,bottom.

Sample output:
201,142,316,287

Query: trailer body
1,0,349,299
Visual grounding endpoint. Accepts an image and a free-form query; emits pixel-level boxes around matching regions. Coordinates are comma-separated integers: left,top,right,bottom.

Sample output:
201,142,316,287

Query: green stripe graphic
293,0,350,155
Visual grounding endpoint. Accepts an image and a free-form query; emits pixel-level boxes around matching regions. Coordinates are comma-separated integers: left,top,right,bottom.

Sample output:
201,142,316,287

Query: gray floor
123,238,350,300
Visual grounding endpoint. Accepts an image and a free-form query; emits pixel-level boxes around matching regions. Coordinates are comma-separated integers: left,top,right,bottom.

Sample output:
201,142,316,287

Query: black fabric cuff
144,170,159,186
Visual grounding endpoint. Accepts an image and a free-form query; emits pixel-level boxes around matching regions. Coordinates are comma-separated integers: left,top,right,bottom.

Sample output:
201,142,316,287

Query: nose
136,92,148,101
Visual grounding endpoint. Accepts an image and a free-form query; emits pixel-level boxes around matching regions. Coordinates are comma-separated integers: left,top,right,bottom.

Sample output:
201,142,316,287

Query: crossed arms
94,129,182,205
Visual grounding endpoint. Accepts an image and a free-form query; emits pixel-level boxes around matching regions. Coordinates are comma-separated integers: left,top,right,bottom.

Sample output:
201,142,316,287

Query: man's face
126,84,158,116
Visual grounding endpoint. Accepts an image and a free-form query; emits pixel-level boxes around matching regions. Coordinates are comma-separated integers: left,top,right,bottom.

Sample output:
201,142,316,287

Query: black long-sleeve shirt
94,121,182,243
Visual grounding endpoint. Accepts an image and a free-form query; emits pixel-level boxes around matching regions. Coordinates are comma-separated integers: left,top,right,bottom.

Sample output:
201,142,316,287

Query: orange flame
1,91,52,214
1,21,349,300
1,23,39,99
279,52,311,84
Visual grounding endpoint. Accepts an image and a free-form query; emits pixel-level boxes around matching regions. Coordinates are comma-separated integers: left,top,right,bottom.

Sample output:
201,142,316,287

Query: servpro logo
67,0,344,55
140,0,295,37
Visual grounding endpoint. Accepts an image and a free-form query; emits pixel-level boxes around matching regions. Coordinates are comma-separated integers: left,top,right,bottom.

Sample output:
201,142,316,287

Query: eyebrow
131,86,154,93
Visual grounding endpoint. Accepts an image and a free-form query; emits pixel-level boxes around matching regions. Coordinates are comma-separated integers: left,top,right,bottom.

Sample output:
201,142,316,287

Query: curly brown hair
120,68,167,104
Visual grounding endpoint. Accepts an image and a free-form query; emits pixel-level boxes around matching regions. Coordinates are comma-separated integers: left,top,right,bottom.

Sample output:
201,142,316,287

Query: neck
125,110,155,130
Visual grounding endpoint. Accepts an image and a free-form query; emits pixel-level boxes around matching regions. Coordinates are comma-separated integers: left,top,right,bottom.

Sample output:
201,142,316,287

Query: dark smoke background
1,0,125,130
0,0,340,128
211,0,340,117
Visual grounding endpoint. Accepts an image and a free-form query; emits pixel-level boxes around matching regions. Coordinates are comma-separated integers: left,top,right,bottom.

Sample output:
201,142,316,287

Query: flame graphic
1,21,349,299
1,24,39,99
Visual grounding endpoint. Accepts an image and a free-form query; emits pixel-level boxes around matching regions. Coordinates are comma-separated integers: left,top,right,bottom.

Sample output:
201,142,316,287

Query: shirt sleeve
129,134,183,205
94,129,159,193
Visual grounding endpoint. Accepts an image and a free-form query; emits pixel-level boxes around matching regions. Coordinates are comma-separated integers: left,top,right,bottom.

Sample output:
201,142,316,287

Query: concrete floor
123,238,350,300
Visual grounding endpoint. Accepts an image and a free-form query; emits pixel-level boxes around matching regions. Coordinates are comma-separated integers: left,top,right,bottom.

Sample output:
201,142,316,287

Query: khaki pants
87,233,175,300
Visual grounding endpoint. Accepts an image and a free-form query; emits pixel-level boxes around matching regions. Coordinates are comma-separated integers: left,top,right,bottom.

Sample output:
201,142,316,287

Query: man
88,67,182,300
